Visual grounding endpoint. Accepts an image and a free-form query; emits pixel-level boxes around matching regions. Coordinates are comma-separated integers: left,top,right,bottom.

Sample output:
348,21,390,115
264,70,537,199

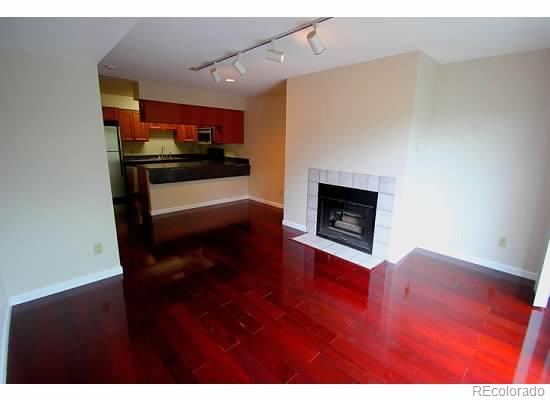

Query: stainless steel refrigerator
104,125,126,200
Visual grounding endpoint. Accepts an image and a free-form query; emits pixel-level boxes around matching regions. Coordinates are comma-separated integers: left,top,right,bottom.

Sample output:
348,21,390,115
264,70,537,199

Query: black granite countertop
138,158,250,184
124,153,209,166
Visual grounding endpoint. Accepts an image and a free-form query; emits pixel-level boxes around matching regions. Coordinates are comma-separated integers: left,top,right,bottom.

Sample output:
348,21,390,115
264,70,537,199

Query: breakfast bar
132,156,251,217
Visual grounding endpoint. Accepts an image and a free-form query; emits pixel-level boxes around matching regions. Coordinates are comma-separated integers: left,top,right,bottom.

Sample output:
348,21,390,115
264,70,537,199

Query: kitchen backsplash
121,129,244,157
122,130,205,155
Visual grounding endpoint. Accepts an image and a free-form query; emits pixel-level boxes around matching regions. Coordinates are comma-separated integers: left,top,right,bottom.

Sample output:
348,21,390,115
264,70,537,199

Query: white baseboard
0,265,122,383
248,196,284,209
416,247,538,281
9,266,123,306
0,300,11,384
150,195,249,216
282,219,306,232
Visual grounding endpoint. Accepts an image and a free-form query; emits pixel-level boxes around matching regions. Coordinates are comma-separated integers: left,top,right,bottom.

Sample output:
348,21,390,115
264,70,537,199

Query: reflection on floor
7,200,550,383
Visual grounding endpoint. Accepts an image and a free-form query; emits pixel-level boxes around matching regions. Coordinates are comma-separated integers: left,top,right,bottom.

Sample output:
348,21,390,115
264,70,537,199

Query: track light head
266,40,285,64
232,53,247,76
307,23,325,55
210,64,222,83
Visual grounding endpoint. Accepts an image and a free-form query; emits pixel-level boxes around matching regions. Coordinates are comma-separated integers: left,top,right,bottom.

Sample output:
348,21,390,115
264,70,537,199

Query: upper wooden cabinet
119,109,149,142
140,100,180,124
118,109,133,141
175,125,197,142
132,112,149,141
139,100,244,144
148,123,178,132
219,109,244,144
102,107,118,123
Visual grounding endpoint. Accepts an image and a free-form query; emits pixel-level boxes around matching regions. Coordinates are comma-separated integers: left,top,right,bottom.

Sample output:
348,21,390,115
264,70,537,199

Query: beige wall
138,80,247,110
0,50,120,296
147,176,249,214
413,49,550,275
225,85,287,205
284,52,420,259
100,93,139,110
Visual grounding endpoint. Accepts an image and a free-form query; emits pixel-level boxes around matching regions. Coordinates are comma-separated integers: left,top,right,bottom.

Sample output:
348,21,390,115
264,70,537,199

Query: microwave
197,127,213,144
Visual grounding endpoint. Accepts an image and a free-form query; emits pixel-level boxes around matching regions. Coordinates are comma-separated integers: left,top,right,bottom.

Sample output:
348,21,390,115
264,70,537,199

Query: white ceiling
100,17,550,96
2,18,549,96
0,18,138,62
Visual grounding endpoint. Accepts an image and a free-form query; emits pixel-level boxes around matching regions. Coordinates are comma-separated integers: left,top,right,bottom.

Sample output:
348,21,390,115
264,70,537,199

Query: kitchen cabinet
132,112,149,141
102,107,118,123
140,100,179,124
118,109,133,141
119,109,149,142
175,125,197,142
139,100,244,144
148,123,178,132
178,104,203,125
219,109,244,144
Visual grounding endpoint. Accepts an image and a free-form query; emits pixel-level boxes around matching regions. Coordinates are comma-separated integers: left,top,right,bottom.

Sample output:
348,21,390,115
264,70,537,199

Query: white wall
534,242,550,307
391,52,439,260
0,269,8,382
0,50,121,297
414,49,550,276
284,48,550,276
284,52,420,258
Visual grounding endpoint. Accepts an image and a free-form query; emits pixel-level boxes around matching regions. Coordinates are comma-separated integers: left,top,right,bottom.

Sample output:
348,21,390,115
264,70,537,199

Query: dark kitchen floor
7,200,550,383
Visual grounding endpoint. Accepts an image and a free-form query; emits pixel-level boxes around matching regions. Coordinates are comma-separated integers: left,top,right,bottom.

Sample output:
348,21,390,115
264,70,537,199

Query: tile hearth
304,167,397,262
292,233,383,269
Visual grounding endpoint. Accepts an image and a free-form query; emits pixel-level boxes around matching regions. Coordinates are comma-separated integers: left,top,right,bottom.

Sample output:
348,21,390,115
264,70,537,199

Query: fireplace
316,183,377,254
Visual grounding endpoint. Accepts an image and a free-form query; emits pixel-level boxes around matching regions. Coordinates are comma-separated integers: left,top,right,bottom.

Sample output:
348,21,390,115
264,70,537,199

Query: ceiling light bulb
266,40,285,64
210,64,222,83
224,78,235,82
307,23,325,55
232,53,247,76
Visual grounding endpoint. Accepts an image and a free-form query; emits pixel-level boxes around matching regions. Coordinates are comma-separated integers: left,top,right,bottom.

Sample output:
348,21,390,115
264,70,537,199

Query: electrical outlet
498,236,507,248
93,242,103,255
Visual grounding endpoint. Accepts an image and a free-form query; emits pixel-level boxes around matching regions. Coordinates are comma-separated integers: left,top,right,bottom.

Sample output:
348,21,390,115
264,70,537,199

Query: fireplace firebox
316,183,377,254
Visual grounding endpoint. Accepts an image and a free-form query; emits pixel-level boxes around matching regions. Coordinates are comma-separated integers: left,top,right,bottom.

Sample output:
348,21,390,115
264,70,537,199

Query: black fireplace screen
316,183,377,254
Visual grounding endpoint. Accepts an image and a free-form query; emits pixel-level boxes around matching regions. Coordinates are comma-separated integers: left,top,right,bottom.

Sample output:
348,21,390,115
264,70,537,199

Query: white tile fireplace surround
292,168,397,268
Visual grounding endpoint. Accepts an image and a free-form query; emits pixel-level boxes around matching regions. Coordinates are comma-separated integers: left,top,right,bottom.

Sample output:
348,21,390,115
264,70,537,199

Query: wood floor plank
7,200,550,383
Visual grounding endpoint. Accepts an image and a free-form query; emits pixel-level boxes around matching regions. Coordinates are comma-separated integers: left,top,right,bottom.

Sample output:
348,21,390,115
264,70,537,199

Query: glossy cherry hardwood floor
7,200,550,383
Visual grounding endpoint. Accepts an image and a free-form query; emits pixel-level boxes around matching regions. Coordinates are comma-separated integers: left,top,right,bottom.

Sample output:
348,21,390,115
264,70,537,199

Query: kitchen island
133,156,251,217
142,159,250,184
